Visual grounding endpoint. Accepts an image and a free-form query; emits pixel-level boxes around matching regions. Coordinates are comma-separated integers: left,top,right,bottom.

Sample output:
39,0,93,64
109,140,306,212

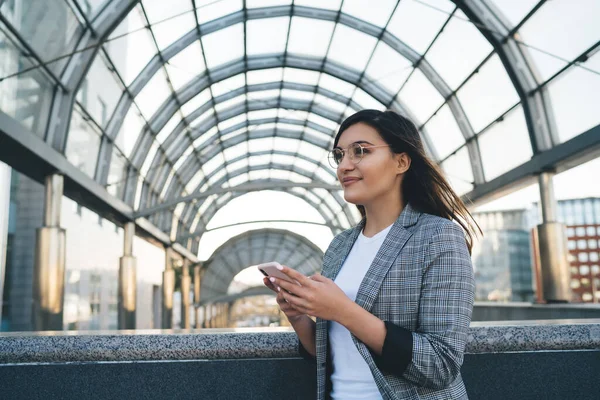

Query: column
535,172,571,302
118,222,136,329
193,265,202,328
180,260,191,329
32,174,66,331
162,248,175,328
0,163,10,325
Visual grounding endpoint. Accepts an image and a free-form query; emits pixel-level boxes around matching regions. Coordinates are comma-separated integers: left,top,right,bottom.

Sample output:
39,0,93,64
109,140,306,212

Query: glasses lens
328,150,342,167
349,143,364,163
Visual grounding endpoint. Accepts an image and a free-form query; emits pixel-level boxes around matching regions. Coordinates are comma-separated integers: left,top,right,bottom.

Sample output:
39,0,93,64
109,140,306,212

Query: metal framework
0,0,597,271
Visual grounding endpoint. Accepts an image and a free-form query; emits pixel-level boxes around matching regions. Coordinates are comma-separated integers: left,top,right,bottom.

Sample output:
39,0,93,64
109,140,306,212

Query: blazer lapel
322,219,365,281
354,203,421,312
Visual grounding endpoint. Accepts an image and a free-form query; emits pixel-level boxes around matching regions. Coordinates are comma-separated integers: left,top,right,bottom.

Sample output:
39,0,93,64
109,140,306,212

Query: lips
342,177,361,187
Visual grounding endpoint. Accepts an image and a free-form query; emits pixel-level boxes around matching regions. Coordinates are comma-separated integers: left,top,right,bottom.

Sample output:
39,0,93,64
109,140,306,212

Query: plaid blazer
314,203,475,400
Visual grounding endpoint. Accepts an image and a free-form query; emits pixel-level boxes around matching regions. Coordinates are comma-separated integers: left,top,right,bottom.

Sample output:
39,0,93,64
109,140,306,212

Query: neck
362,193,406,237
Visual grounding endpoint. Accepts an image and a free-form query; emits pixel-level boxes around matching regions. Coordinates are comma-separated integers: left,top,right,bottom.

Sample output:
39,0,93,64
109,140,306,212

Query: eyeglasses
328,143,390,168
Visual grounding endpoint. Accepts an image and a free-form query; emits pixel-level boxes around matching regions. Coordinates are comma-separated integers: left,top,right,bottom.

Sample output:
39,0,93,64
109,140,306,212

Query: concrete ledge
1,321,599,364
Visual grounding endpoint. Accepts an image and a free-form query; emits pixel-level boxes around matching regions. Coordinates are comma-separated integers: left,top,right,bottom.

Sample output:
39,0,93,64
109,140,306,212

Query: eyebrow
334,140,375,149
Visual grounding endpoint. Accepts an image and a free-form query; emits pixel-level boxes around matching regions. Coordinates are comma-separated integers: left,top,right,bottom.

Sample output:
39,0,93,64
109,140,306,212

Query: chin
343,190,367,205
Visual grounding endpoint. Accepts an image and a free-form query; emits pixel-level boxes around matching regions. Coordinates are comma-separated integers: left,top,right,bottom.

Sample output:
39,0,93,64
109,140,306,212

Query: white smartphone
257,262,300,285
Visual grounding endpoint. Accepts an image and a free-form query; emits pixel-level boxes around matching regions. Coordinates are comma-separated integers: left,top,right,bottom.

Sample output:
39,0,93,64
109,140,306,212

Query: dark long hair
334,109,481,253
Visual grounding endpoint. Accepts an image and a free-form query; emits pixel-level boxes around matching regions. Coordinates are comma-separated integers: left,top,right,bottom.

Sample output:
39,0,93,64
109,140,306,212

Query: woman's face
335,122,408,208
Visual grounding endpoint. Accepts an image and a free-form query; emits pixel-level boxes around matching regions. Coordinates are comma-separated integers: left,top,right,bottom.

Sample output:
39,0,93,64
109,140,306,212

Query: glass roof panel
283,68,321,86
386,0,454,55
156,113,183,144
248,89,279,100
211,73,246,97
142,0,195,24
110,7,156,86
425,10,494,90
248,137,274,152
116,106,145,158
457,54,519,134
85,53,124,127
293,0,342,11
219,114,247,131
247,68,283,85
314,94,347,114
308,114,338,131
280,89,314,102
165,42,206,91
247,109,278,120
328,25,379,71
214,96,242,113
488,0,539,28
181,88,212,116
365,42,412,95
203,153,226,175
196,0,243,25
273,137,301,152
440,146,473,196
223,143,249,161
352,88,386,111
548,52,600,143
141,141,159,177
342,0,397,27
287,17,335,59
3,0,82,75
397,69,444,124
319,74,356,98
478,105,531,181
247,0,292,7
135,69,171,120
247,17,290,56
148,10,197,51
518,0,600,83
423,105,464,160
202,23,244,69
66,108,101,178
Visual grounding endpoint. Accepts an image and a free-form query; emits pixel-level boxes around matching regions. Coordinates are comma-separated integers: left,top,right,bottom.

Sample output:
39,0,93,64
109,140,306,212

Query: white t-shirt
329,224,393,400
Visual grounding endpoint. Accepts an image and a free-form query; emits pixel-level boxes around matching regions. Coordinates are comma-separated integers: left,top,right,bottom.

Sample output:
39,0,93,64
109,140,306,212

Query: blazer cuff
298,340,316,363
371,321,413,376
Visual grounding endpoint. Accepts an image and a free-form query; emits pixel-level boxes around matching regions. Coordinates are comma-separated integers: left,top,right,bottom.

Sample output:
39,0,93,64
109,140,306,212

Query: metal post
162,248,175,329
536,172,571,302
33,174,66,331
193,266,202,328
0,163,11,325
180,260,191,329
118,222,136,329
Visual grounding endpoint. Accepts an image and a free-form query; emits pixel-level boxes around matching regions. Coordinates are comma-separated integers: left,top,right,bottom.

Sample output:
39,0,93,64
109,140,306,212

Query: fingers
309,273,329,283
282,291,310,313
263,277,279,293
271,277,306,298
279,265,312,287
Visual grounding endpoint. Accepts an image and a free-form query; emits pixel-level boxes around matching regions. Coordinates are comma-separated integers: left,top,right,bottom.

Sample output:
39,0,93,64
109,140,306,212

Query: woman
264,110,478,399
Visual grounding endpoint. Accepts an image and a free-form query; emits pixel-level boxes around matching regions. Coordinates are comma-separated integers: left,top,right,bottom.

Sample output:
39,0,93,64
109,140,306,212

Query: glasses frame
328,143,391,168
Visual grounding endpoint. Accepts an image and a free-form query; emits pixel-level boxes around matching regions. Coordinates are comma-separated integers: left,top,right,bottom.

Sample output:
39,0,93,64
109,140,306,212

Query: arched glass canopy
1,0,599,258
200,228,323,301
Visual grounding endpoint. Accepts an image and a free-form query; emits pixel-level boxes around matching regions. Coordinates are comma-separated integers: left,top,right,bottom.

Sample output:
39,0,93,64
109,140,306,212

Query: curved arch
200,228,324,301
175,181,354,246
153,162,352,237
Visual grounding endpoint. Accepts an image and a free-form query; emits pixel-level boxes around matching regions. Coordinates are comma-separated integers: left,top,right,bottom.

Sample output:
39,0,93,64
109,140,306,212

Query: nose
337,151,355,173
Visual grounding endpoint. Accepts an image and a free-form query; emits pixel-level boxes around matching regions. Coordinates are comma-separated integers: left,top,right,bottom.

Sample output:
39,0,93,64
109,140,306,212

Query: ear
395,152,411,175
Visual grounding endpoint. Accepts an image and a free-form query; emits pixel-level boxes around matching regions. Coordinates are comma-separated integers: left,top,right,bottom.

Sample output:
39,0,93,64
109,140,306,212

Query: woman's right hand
263,277,305,322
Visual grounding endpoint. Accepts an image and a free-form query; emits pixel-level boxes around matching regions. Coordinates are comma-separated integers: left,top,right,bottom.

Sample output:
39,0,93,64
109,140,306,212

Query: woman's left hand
269,265,353,322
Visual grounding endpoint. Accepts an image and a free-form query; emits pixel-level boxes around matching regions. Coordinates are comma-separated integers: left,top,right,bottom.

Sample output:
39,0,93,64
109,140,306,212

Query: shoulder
414,212,464,238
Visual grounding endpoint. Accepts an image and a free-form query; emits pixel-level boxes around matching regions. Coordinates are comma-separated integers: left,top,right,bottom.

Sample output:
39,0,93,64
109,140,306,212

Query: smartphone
257,262,299,285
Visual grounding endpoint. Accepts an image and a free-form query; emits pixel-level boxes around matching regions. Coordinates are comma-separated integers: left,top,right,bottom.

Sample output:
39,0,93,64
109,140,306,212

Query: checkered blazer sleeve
402,221,475,390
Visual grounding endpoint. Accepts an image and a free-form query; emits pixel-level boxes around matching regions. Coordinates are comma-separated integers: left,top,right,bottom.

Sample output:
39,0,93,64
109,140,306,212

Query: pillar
118,222,136,329
535,172,571,302
162,248,175,328
193,266,202,328
0,163,10,324
180,260,191,329
32,174,66,331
